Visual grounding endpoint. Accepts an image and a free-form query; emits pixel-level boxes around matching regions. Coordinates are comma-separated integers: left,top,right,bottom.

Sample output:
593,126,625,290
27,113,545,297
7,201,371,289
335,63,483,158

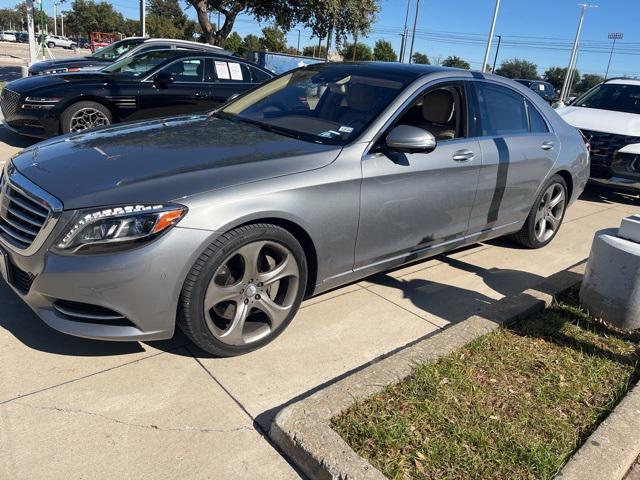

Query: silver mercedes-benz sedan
0,63,589,356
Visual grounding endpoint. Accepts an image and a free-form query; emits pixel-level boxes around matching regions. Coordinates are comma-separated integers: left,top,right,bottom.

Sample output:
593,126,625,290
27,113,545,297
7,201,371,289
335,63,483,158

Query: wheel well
238,218,318,297
555,170,573,199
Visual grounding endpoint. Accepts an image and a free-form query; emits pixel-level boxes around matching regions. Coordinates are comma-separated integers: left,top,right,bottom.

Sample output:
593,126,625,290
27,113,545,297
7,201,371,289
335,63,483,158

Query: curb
269,262,586,479
556,381,640,480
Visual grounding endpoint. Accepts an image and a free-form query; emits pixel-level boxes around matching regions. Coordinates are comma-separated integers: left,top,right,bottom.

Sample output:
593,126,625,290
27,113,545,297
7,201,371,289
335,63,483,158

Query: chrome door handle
541,141,555,150
452,149,475,162
194,91,205,98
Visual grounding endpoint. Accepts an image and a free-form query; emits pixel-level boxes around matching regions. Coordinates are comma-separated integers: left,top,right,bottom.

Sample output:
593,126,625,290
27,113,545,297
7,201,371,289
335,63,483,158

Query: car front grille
1,89,21,118
0,175,52,250
580,129,640,165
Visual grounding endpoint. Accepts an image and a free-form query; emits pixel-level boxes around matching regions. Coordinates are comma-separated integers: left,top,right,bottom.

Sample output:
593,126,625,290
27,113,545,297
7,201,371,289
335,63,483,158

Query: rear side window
475,82,529,136
210,60,251,82
526,101,548,133
250,66,272,83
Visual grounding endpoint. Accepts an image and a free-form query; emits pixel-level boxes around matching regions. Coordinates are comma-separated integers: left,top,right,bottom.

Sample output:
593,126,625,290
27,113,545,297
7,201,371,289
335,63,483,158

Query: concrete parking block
0,348,298,480
196,288,440,426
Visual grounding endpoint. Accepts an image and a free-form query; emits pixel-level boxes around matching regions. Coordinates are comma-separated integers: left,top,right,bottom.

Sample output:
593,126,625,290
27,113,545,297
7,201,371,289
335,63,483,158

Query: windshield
220,64,410,145
91,38,144,60
574,83,640,115
102,50,178,78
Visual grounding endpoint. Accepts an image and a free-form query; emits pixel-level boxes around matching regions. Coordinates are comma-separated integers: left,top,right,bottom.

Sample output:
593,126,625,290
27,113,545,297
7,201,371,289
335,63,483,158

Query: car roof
141,38,224,50
604,78,640,86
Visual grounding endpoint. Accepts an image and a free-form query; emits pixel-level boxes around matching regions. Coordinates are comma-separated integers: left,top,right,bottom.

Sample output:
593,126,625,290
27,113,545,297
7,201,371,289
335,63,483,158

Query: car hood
28,57,109,74
556,106,640,136
11,115,341,210
7,71,110,93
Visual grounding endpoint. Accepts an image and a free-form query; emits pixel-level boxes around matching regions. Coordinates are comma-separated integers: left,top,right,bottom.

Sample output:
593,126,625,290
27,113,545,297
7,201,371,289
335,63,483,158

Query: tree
237,33,261,56
147,0,196,40
302,45,327,58
260,26,287,52
411,52,429,64
341,41,373,61
223,32,242,54
543,66,580,92
185,0,378,47
122,19,141,37
495,58,538,79
577,73,604,94
373,39,396,62
64,0,127,37
442,55,470,69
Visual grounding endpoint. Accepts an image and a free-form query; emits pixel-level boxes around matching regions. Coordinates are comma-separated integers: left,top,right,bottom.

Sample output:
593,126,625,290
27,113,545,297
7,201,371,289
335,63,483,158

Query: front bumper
1,89,61,138
1,226,213,341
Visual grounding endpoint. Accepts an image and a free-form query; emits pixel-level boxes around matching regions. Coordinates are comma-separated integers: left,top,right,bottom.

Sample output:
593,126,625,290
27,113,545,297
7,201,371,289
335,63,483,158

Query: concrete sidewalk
0,126,637,478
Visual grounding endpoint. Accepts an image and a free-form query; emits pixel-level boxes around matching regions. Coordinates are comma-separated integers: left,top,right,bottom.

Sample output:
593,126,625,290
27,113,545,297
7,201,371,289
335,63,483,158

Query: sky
2,0,639,77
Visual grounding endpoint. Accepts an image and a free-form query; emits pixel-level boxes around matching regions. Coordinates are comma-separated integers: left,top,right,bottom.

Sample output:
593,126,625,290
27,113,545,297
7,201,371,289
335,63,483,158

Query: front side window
574,83,640,115
220,65,410,145
160,58,205,83
103,50,180,78
475,82,528,136
393,83,467,141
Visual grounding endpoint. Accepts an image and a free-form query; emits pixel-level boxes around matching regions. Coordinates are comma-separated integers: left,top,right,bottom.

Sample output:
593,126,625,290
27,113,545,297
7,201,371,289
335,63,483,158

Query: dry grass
332,288,640,480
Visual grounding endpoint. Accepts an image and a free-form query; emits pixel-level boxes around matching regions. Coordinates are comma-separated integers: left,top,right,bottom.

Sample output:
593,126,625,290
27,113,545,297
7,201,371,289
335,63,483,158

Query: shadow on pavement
0,282,191,357
579,183,639,207
0,125,39,149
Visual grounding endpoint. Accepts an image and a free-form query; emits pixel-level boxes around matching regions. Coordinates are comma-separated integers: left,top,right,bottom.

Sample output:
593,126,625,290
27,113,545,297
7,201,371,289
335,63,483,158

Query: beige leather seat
420,89,456,140
335,84,377,129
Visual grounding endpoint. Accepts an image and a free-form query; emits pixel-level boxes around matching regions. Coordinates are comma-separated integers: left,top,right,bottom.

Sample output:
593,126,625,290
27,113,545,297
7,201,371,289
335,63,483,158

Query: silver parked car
0,63,589,356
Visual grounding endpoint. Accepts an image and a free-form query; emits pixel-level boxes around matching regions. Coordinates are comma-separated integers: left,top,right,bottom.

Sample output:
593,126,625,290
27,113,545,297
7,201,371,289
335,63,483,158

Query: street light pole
399,0,411,63
60,12,64,37
296,29,301,54
408,0,419,64
605,32,623,80
140,0,145,37
53,2,57,35
491,34,501,72
26,0,37,65
560,3,597,103
481,0,501,72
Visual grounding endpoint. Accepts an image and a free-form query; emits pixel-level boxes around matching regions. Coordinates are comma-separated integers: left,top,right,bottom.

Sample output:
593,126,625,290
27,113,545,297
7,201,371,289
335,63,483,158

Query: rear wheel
61,101,112,134
178,223,307,357
47,41,55,48
509,175,568,248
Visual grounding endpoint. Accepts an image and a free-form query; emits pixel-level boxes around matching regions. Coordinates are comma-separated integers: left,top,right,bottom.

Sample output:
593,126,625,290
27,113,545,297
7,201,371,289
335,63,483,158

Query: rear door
466,81,560,235
208,59,265,106
137,56,211,119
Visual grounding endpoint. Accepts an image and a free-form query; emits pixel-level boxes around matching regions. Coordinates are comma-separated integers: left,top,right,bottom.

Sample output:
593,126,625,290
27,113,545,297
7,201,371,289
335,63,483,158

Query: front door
355,81,482,272
137,57,212,120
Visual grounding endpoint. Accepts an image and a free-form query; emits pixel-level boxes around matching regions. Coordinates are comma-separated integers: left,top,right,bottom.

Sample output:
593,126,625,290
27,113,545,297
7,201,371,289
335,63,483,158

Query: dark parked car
515,79,556,103
0,63,589,356
27,37,229,76
1,49,273,138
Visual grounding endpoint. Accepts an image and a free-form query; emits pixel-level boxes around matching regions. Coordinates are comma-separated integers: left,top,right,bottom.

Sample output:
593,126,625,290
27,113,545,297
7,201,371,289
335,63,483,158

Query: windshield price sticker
338,126,354,133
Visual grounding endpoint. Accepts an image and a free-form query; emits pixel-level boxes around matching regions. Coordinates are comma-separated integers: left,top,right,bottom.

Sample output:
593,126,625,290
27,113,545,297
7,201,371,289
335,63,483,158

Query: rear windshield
574,83,640,115
91,38,144,60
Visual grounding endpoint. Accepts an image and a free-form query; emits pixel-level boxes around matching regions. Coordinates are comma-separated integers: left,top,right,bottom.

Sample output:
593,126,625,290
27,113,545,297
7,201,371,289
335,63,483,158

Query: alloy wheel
69,107,110,132
534,182,566,242
203,240,300,346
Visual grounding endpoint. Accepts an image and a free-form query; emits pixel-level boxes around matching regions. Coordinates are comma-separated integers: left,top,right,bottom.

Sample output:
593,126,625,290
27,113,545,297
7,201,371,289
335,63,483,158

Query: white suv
557,78,640,191
45,35,77,50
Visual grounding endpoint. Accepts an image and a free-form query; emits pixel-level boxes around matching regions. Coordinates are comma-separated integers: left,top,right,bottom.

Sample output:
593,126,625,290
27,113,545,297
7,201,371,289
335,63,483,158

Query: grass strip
332,288,640,480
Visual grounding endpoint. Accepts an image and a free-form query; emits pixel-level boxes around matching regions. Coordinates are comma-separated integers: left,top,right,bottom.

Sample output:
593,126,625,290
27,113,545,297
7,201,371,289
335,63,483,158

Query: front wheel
60,101,112,134
47,41,55,48
178,223,308,357
509,175,568,248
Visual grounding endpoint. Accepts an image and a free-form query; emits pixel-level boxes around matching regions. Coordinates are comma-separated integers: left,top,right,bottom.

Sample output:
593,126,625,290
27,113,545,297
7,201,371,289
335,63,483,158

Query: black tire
60,101,113,134
509,174,568,249
47,41,55,48
178,223,308,357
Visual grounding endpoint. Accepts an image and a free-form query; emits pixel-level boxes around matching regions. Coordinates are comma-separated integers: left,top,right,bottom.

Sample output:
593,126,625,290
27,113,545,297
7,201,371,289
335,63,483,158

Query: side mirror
228,93,241,101
385,125,437,154
153,71,175,88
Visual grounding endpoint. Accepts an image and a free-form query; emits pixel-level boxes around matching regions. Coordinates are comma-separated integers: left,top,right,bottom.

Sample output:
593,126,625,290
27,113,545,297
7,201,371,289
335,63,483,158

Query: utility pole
53,1,57,35
26,0,37,65
408,0,419,64
560,3,597,103
605,32,623,80
60,12,64,37
399,0,411,63
296,29,301,54
140,0,145,37
491,34,501,72
481,0,500,72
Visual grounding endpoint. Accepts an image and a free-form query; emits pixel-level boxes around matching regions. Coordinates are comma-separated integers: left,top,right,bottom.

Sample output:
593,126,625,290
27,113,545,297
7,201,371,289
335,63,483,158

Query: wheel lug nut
257,282,263,287
244,299,249,305
255,294,261,300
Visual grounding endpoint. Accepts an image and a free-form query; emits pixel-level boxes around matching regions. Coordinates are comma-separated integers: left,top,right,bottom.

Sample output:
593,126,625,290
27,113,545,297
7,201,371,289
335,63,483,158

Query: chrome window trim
0,161,63,256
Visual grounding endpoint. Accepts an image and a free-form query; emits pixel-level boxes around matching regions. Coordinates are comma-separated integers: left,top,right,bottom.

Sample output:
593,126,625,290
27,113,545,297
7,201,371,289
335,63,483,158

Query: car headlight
55,204,187,253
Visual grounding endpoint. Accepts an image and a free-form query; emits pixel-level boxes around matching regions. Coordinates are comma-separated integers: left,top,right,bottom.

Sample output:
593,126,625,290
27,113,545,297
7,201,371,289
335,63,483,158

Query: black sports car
2,50,274,138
